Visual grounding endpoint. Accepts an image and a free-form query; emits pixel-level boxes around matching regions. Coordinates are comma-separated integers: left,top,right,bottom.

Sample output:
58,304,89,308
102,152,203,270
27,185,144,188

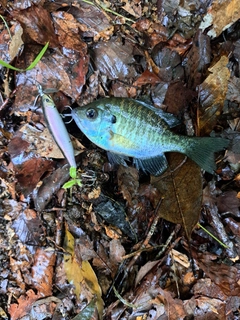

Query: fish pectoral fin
107,152,129,167
133,154,168,176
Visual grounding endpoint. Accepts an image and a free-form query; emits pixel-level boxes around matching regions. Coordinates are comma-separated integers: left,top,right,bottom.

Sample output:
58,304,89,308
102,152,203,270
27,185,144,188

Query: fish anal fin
133,154,168,176
107,152,129,167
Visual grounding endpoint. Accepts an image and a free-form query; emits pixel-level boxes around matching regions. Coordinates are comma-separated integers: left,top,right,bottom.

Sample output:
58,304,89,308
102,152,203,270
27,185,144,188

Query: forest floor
1,0,240,319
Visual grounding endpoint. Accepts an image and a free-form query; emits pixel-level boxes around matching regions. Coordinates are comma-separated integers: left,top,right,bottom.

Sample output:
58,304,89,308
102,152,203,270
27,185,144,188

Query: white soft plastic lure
37,84,76,169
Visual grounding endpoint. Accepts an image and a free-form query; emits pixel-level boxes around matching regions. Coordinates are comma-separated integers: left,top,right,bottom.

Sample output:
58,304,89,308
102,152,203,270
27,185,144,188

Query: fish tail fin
184,137,229,173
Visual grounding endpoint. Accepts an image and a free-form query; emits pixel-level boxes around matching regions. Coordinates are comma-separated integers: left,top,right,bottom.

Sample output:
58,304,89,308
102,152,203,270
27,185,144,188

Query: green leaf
0,42,49,72
0,60,22,71
62,167,82,189
62,180,76,189
70,166,77,179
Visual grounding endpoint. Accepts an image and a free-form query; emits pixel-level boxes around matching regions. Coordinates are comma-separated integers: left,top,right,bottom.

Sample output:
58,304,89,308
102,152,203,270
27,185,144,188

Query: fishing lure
71,97,229,176
37,84,76,169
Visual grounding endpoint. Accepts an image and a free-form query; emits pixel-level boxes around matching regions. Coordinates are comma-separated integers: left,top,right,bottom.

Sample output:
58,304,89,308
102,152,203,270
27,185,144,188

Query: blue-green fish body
72,98,229,175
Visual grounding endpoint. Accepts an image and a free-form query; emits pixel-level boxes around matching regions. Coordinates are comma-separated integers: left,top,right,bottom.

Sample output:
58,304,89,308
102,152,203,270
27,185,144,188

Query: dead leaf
109,239,125,264
151,153,202,238
18,123,84,160
31,248,56,296
117,165,139,206
120,0,142,18
68,0,114,41
193,251,240,296
217,190,240,216
63,227,104,317
11,209,45,246
8,289,39,320
200,0,240,38
52,11,87,53
198,56,230,135
11,5,59,47
91,37,138,80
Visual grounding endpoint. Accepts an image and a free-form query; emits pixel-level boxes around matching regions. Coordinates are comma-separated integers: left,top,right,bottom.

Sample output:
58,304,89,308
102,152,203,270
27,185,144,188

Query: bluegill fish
37,84,76,169
72,98,229,175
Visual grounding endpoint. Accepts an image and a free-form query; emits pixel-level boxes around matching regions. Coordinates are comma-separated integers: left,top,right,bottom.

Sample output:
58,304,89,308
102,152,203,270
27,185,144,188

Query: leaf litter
1,0,240,319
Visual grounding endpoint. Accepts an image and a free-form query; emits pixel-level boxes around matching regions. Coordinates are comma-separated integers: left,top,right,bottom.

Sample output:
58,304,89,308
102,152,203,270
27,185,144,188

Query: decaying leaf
198,55,230,135
8,289,39,320
68,0,114,41
200,0,240,38
91,37,139,80
18,123,84,160
151,153,202,238
31,248,56,296
11,5,59,47
11,209,45,246
193,251,240,296
63,226,104,317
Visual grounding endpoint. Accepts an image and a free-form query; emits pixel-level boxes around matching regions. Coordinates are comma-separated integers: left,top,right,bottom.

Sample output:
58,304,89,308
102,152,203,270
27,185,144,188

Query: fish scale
72,97,229,176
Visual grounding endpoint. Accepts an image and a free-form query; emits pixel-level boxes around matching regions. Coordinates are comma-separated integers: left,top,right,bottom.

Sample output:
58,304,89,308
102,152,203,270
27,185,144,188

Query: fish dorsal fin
135,99,180,128
133,154,168,176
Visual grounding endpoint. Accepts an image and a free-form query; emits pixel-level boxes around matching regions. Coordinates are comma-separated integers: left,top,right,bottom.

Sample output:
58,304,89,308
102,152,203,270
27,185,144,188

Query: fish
71,97,229,176
37,84,76,169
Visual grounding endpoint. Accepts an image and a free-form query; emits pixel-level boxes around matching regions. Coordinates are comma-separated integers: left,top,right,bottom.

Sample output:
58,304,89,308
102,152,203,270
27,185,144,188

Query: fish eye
86,108,98,119
111,115,117,124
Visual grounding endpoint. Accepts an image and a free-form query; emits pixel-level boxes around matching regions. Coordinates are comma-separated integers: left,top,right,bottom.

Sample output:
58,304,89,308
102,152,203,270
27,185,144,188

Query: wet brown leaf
184,296,226,320
198,56,230,135
117,165,139,206
200,0,240,38
68,0,114,41
18,123,84,160
133,69,161,87
120,0,142,18
92,37,138,80
151,153,202,238
11,209,45,246
52,11,87,53
8,133,54,195
193,252,240,296
8,289,39,320
11,5,59,47
13,42,89,112
31,248,56,296
217,190,240,216
185,30,211,88
0,25,17,67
